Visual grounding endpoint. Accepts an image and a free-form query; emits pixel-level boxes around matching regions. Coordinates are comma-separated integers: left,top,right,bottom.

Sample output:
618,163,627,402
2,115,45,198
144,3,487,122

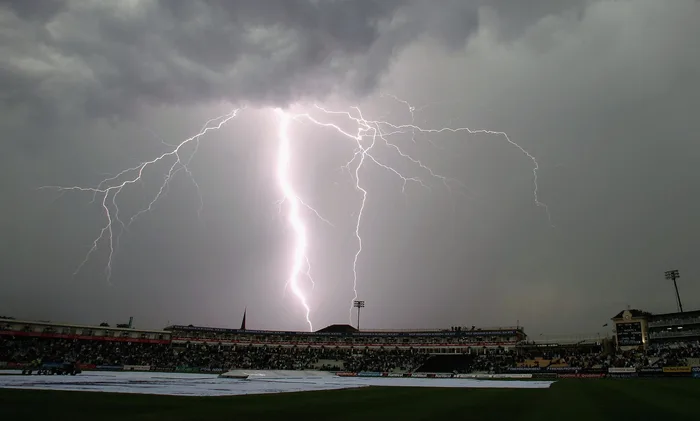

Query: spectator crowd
0,336,428,373
467,341,700,373
1,335,698,373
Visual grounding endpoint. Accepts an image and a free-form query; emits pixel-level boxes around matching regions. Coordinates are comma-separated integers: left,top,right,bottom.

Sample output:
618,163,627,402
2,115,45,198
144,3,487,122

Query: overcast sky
2,0,699,338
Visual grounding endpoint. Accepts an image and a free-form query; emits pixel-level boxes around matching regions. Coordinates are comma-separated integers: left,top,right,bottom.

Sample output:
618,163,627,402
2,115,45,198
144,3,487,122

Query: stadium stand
1,312,699,375
0,337,428,372
164,324,525,350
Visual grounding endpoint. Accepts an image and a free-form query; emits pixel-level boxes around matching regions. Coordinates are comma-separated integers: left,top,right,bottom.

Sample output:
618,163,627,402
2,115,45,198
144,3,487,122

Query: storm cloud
1,0,700,337
0,0,592,118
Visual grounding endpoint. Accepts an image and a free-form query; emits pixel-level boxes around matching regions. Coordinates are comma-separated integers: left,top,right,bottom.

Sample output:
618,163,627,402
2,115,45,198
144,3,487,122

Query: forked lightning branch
42,98,551,331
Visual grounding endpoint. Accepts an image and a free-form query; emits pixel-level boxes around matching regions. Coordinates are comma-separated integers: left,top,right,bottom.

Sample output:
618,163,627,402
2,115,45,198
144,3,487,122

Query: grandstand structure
165,323,525,354
611,308,700,350
2,312,699,376
3,306,699,355
648,310,700,342
0,318,169,344
0,317,525,374
0,317,524,354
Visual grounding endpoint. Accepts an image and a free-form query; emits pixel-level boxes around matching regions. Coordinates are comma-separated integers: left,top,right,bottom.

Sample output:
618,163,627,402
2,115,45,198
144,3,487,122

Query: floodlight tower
664,270,683,313
353,300,365,331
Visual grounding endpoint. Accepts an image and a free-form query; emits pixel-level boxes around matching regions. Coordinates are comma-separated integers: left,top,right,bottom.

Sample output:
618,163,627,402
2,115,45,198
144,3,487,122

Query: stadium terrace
164,323,525,351
1,306,699,379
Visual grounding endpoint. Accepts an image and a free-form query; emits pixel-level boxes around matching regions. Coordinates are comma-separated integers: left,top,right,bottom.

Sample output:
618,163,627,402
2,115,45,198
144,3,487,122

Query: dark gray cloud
2,0,700,337
1,0,405,119
0,0,67,20
0,0,588,121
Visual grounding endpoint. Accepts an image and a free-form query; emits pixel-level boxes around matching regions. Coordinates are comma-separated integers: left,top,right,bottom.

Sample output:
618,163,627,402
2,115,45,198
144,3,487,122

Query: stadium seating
1,326,698,374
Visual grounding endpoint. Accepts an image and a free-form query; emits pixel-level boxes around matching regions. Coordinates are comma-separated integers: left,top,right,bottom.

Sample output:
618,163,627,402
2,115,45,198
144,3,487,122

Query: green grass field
1,379,698,421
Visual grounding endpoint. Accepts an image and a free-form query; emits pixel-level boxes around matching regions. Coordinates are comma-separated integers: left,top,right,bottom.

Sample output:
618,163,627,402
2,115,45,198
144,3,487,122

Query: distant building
0,318,169,344
611,308,700,350
647,310,700,343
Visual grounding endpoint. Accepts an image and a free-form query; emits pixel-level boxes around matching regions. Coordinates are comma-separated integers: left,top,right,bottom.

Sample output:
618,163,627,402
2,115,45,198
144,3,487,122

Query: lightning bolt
291,99,552,323
275,109,313,331
41,96,551,332
40,109,244,283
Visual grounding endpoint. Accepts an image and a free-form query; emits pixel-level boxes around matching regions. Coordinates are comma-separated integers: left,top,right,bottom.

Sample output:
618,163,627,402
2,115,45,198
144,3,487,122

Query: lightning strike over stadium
41,98,550,331
275,109,313,331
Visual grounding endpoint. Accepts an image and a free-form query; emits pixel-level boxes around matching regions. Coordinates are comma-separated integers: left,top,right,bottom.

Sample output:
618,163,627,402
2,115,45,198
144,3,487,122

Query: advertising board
123,365,151,371
662,366,692,377
547,366,582,372
663,366,691,373
151,366,176,372
608,367,636,373
76,364,96,370
5,362,27,369
507,367,540,372
638,367,663,377
95,365,123,371
357,372,382,377
456,373,532,379
608,373,638,378
558,373,606,379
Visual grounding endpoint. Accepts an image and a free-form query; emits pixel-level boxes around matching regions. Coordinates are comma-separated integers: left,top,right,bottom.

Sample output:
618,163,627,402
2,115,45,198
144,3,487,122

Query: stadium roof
611,308,700,320
315,324,358,333
611,309,653,320
0,317,167,334
648,309,700,319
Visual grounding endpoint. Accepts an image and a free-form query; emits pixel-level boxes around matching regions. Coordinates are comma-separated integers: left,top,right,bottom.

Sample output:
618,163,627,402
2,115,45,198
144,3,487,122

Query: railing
648,317,700,328
519,335,603,345
361,326,522,333
649,329,700,340
360,328,448,333
456,326,523,331
170,337,521,348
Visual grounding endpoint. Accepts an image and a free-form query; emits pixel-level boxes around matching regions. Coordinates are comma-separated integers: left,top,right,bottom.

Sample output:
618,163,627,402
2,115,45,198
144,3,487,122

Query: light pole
353,300,365,331
664,270,683,313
